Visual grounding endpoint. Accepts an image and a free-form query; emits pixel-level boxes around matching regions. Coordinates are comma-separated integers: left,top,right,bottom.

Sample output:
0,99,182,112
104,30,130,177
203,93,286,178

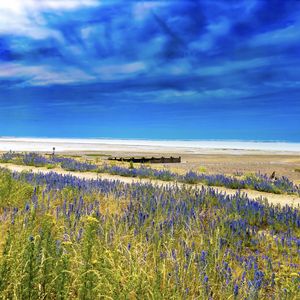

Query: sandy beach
1,137,300,182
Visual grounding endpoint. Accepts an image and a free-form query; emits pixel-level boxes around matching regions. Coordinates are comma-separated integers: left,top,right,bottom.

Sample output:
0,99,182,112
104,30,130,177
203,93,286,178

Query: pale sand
1,138,300,177
1,163,299,207
1,137,300,154
0,137,299,184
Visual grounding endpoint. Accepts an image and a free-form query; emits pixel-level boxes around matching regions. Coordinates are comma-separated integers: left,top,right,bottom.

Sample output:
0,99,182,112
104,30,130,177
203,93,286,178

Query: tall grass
0,168,299,299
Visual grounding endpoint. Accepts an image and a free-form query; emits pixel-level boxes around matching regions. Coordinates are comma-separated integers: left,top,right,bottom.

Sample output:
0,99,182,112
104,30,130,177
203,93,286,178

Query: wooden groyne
108,156,181,164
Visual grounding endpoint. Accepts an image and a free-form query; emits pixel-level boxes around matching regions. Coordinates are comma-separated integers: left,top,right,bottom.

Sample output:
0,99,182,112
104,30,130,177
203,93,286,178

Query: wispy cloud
1,0,300,92
0,0,300,141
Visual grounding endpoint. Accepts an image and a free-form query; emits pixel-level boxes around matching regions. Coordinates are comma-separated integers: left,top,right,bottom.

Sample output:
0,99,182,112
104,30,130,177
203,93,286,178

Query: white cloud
0,0,99,39
0,62,95,85
0,63,38,77
249,23,300,47
196,57,274,76
96,62,146,79
0,1,99,12
123,88,251,104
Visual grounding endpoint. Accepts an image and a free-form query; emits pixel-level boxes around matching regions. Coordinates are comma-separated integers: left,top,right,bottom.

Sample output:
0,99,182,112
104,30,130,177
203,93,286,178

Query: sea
0,137,300,153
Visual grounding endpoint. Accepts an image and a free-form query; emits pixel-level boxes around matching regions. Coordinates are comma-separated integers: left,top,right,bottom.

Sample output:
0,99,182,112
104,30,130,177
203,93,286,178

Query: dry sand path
1,163,300,207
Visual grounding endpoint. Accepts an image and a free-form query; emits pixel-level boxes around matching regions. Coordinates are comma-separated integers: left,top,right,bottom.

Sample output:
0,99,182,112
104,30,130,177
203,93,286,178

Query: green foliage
0,169,34,208
0,170,299,299
46,164,55,169
129,161,134,169
198,166,207,173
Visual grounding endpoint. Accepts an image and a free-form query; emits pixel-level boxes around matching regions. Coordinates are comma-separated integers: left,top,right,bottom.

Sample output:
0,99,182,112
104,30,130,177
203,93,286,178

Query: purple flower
200,250,207,263
25,203,30,212
233,283,239,297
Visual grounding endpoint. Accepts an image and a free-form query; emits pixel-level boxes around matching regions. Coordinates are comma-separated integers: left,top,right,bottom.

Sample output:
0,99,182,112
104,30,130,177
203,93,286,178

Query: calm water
1,137,300,153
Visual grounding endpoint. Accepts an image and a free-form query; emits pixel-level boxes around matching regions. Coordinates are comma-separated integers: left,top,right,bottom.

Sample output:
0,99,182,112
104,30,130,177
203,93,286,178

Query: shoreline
1,137,300,154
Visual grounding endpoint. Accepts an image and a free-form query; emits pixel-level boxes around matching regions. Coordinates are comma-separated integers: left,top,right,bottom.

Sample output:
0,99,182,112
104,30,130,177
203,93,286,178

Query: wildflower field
1,152,299,196
0,167,299,299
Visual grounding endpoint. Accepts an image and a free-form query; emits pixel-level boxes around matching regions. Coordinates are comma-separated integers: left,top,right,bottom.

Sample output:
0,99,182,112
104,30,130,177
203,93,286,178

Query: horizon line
1,136,300,144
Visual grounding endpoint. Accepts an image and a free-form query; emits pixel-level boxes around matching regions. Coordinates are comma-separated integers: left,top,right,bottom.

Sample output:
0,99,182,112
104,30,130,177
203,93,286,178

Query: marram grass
0,168,299,299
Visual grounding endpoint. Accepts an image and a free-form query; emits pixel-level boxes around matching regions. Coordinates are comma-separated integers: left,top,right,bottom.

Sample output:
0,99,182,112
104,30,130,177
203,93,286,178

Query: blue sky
0,0,299,141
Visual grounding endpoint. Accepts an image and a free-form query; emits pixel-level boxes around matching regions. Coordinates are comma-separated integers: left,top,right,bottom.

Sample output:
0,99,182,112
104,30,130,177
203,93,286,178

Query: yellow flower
85,216,99,224
62,241,73,246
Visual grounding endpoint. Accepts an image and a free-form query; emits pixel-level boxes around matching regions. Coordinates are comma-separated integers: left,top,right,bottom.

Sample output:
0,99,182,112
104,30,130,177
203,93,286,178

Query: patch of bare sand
1,163,299,207
63,151,300,181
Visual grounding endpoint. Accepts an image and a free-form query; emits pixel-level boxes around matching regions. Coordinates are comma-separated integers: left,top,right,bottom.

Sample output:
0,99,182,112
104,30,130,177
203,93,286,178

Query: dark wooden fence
108,156,181,164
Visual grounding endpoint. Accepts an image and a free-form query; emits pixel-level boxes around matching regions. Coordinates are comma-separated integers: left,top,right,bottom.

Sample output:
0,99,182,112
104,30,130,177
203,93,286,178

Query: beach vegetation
198,166,207,173
0,168,299,298
1,152,299,196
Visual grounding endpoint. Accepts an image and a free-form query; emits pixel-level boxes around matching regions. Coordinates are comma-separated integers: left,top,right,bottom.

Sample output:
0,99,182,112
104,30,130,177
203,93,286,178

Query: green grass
0,168,299,299
0,171,34,208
